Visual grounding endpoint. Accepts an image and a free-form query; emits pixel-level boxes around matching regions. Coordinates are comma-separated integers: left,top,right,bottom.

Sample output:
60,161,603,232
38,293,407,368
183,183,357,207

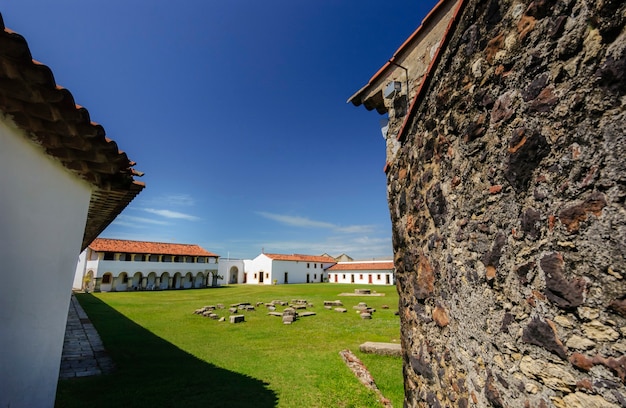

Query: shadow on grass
56,293,277,408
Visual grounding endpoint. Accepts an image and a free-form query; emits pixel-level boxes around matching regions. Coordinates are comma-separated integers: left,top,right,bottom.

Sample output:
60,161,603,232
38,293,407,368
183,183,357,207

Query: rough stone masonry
385,0,626,406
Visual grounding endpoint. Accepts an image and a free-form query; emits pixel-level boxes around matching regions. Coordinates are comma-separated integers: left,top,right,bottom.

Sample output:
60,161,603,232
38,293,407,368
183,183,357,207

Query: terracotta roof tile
89,238,218,257
263,253,337,263
0,13,144,250
328,261,395,271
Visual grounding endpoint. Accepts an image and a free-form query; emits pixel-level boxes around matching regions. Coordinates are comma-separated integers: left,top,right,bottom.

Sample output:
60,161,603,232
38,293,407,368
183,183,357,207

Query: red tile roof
328,261,395,271
89,238,218,257
263,253,337,263
0,14,144,250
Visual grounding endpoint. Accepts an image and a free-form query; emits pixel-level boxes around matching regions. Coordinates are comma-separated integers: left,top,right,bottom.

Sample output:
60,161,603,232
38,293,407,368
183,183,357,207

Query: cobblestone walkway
59,294,114,379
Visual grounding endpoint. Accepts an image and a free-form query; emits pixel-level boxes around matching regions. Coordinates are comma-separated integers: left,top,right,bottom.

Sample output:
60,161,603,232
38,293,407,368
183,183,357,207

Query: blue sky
4,1,438,260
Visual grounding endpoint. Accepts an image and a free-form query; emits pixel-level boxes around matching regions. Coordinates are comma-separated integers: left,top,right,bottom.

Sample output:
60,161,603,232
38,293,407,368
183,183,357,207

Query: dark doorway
259,271,264,283
284,272,288,284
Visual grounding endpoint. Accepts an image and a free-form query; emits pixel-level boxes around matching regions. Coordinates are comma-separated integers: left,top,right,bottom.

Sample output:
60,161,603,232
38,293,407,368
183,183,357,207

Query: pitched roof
263,253,337,263
89,238,218,257
0,13,144,250
328,261,395,271
348,0,463,110
348,0,468,147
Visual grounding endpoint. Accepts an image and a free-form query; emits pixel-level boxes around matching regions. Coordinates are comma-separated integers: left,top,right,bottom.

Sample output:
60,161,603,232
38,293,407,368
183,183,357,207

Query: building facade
74,238,219,292
241,253,337,285
327,261,395,285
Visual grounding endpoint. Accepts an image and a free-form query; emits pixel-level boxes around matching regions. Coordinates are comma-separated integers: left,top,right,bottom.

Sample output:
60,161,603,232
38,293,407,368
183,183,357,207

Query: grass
55,284,403,408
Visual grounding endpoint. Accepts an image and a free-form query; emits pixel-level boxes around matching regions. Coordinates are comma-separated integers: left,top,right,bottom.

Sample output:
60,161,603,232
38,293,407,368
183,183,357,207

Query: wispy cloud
144,208,200,221
112,214,171,226
257,211,374,234
162,194,196,207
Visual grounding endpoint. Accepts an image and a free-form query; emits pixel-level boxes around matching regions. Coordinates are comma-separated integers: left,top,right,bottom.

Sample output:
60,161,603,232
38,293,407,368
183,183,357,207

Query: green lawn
55,284,403,408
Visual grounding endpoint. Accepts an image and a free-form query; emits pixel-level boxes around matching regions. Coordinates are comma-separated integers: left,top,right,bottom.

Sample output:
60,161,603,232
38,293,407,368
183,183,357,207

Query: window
360,274,363,280
266,273,269,279
103,252,115,261
314,264,317,269
254,273,257,279
135,254,146,262
377,274,381,280
102,274,111,284
307,263,310,268
314,274,317,280
149,254,159,262
343,274,346,279
197,257,206,263
162,255,172,262
121,253,132,261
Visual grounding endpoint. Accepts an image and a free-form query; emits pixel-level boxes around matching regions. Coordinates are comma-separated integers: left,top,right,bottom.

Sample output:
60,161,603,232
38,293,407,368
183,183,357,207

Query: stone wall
386,0,626,406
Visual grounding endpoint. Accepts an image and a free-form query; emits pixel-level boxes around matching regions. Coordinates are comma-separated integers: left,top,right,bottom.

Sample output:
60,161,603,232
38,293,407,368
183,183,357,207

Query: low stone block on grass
359,342,402,357
324,300,343,307
299,311,316,317
229,315,245,323
335,308,347,313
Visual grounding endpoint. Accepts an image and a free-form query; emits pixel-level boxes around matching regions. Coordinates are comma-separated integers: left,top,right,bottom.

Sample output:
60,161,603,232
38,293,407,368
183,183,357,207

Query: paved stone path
59,294,114,379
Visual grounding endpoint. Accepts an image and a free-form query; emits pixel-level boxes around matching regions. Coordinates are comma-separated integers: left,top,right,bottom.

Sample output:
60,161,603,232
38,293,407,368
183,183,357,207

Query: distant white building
74,238,220,292
240,253,337,284
327,261,395,285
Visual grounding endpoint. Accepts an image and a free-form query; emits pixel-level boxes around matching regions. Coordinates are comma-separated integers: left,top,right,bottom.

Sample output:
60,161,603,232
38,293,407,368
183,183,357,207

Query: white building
0,16,143,408
74,238,220,292
219,258,246,284
327,261,395,285
240,253,337,284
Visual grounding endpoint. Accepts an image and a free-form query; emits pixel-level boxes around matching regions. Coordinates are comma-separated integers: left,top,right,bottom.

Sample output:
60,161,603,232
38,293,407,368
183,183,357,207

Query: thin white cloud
113,214,170,226
257,211,374,234
144,208,200,221
252,236,392,260
257,212,335,229
162,194,196,207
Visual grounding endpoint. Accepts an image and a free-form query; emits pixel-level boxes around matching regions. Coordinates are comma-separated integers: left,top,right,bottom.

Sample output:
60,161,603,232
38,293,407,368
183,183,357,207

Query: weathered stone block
229,315,244,324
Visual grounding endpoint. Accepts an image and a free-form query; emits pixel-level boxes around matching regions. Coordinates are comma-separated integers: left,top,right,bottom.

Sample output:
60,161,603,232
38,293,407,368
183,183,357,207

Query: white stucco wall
218,259,245,284
76,254,220,292
245,254,273,284
271,260,329,284
0,118,92,408
243,255,333,284
328,269,394,285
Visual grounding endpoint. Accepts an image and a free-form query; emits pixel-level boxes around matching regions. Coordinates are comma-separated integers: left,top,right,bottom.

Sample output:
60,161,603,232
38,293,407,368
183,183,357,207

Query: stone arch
229,266,239,284
132,272,143,290
115,272,128,291
83,270,94,292
160,272,170,290
182,272,193,289
147,272,157,290
172,272,182,289
194,272,205,288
